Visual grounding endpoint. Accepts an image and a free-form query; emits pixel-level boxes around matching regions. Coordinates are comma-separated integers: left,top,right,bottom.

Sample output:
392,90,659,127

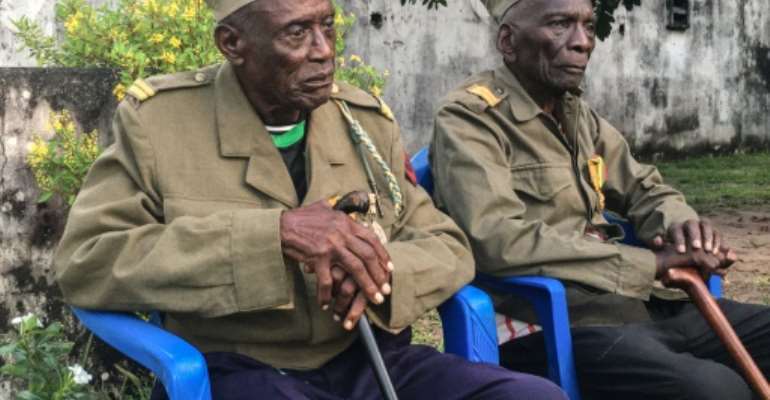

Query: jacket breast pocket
510,164,579,222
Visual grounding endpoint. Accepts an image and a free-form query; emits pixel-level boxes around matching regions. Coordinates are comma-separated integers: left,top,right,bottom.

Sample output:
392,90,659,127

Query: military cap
481,0,525,21
205,0,256,21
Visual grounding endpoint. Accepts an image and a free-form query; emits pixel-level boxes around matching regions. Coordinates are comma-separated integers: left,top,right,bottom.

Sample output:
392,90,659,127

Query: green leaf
37,191,54,204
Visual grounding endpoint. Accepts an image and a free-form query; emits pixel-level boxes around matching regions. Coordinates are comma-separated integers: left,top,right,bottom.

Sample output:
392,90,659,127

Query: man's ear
496,23,517,62
215,24,246,66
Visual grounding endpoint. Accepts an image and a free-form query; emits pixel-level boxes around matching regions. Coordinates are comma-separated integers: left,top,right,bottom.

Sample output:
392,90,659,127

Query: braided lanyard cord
335,100,404,218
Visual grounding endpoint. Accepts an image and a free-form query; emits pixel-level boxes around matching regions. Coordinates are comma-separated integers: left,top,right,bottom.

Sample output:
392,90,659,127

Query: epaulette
331,82,394,121
466,84,503,108
125,65,217,104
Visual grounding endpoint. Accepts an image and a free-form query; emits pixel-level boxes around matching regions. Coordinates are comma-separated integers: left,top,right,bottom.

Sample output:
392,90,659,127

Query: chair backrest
410,147,434,195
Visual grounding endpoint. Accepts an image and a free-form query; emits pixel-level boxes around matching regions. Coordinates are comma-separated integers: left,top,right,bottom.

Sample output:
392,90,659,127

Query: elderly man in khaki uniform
54,0,568,399
431,0,770,398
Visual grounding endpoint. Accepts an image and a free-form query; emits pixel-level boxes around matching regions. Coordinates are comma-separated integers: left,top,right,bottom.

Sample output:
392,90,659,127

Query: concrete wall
3,0,768,153
0,68,118,398
341,0,770,154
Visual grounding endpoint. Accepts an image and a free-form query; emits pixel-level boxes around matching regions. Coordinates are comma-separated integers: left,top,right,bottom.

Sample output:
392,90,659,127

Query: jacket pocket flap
510,164,573,201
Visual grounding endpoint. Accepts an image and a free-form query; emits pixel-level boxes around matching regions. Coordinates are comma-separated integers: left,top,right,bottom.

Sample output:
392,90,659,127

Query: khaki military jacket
431,66,698,326
55,62,474,369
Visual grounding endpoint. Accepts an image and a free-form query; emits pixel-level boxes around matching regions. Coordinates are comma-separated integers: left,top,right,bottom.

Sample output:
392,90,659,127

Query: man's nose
568,24,594,54
308,27,334,61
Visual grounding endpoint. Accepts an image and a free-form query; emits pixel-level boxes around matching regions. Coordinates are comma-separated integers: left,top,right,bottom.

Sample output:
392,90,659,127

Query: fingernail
375,293,385,304
322,304,330,311
387,261,394,271
713,247,719,255
344,320,354,331
382,283,392,295
693,240,701,249
677,244,686,253
705,243,712,251
333,314,341,322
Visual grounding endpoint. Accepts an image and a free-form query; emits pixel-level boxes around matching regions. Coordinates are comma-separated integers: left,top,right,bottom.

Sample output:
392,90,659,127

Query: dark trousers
500,299,770,400
152,328,566,400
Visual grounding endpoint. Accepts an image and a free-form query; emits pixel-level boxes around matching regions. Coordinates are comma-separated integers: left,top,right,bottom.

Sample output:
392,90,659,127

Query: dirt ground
706,207,770,304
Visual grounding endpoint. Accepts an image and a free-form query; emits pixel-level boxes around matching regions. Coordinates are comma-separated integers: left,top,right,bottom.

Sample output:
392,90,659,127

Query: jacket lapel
214,62,298,207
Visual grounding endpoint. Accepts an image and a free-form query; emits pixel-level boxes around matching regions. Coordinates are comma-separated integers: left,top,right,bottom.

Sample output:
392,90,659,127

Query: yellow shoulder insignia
375,96,395,121
126,79,157,102
466,84,502,107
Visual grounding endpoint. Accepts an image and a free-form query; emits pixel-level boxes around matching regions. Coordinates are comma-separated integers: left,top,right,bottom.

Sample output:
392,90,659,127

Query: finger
336,247,383,305
685,220,702,250
647,235,665,250
700,220,713,252
711,230,721,255
669,224,687,253
313,258,334,310
724,249,738,267
345,233,389,295
350,221,394,274
331,265,346,282
333,278,357,321
343,292,368,331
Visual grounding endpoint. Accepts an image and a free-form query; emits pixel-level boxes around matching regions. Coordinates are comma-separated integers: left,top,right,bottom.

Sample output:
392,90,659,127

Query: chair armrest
438,285,499,364
474,275,581,400
71,307,211,400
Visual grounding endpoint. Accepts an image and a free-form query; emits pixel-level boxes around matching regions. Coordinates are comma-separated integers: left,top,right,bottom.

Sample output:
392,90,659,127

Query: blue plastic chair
410,146,722,400
73,286,498,400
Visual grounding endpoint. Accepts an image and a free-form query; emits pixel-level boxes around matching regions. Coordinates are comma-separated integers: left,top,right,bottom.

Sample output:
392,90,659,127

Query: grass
655,152,770,211
412,152,770,348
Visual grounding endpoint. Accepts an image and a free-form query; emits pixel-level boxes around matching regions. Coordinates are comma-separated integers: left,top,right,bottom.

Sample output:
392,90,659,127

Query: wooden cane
333,191,400,400
664,268,770,399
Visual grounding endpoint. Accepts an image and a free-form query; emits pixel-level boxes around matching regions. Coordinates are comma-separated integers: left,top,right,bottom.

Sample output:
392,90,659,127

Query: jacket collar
214,62,342,207
493,64,584,123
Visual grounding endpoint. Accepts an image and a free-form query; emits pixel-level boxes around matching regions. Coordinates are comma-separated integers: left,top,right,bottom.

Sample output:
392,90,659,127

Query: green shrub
0,314,96,399
26,111,101,205
14,0,387,100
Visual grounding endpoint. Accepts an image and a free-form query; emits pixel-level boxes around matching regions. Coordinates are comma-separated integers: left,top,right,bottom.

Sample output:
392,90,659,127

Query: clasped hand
650,219,738,285
280,200,393,330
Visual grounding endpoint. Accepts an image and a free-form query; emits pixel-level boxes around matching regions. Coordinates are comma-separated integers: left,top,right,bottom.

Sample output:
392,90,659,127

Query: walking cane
332,191,400,400
664,268,770,399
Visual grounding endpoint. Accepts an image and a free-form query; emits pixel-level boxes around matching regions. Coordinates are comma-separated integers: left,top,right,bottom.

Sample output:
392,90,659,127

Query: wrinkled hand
280,200,393,310
330,266,389,331
655,242,735,286
649,219,735,261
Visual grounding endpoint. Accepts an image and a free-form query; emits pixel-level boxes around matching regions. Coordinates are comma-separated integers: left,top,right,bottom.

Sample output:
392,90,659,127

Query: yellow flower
52,119,64,132
164,2,180,16
150,33,165,44
169,36,182,49
349,54,362,64
26,139,50,167
160,51,177,64
65,12,82,34
183,6,197,21
336,56,346,67
113,83,126,100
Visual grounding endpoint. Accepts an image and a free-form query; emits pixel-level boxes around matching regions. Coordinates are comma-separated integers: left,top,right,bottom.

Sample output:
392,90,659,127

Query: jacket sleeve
54,102,293,318
367,120,475,331
593,112,699,242
431,103,657,300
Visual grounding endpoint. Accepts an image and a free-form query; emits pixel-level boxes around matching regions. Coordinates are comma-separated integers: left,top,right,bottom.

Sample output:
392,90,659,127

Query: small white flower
100,372,110,381
10,313,41,327
68,364,93,385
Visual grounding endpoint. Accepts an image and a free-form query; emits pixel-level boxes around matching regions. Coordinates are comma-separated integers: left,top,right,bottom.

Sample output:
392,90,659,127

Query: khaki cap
205,0,256,21
481,0,525,21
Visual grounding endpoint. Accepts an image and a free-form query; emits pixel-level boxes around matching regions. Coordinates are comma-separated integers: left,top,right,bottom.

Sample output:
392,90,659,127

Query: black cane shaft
358,316,399,400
